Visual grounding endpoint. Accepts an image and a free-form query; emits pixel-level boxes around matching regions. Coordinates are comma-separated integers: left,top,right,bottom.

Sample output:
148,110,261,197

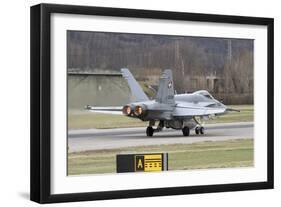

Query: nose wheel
195,126,205,135
193,116,205,135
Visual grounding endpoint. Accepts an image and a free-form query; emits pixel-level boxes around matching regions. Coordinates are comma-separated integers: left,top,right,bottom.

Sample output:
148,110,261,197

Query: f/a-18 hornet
85,68,239,137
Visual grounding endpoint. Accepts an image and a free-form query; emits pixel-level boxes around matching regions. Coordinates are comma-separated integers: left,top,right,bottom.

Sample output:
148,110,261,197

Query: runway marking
68,122,253,152
68,122,253,138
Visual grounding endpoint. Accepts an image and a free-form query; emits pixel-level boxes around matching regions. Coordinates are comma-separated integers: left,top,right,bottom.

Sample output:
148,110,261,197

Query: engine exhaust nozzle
134,105,146,116
122,105,132,115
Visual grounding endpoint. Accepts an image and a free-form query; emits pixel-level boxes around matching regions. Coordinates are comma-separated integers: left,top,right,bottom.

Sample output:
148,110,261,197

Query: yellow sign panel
135,154,162,172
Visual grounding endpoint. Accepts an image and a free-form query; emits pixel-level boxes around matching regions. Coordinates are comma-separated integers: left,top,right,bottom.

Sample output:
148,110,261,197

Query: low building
68,72,131,110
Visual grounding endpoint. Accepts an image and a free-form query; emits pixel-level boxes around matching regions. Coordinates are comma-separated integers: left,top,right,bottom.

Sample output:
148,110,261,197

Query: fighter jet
85,68,239,136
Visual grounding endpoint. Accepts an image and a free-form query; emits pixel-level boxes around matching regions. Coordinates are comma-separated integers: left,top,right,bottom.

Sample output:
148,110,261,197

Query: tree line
67,31,253,96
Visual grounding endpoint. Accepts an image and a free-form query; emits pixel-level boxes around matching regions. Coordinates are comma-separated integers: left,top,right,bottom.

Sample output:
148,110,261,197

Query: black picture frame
30,3,274,204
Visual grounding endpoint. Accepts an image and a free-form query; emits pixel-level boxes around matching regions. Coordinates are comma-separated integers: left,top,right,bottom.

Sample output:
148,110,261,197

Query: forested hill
67,31,253,77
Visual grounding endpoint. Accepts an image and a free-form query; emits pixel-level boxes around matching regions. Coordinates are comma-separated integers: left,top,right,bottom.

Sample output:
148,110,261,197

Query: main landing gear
146,120,205,137
146,126,154,137
146,120,164,137
182,126,190,136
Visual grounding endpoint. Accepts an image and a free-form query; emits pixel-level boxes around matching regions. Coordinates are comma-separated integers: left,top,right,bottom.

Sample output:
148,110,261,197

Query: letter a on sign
137,159,143,168
135,155,144,171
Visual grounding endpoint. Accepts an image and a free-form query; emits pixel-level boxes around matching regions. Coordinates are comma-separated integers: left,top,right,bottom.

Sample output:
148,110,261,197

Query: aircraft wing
173,104,226,117
85,105,123,115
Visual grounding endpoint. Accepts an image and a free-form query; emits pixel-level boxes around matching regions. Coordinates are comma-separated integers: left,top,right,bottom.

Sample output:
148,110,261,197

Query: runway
68,122,253,152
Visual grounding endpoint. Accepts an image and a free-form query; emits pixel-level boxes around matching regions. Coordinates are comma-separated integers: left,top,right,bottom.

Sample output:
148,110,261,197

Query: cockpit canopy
193,90,215,100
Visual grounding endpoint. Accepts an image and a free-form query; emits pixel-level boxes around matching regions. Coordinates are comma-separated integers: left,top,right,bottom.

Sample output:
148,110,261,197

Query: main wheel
199,127,205,134
146,126,154,137
182,126,190,136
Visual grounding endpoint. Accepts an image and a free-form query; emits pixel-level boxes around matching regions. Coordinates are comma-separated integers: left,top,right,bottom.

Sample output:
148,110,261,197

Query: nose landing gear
193,116,205,135
195,126,205,135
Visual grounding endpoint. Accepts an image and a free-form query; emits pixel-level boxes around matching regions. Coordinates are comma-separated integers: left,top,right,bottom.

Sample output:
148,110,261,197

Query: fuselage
122,90,227,122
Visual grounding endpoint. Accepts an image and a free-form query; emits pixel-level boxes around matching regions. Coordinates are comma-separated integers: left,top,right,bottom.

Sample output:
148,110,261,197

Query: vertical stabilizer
156,69,175,105
121,68,149,102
